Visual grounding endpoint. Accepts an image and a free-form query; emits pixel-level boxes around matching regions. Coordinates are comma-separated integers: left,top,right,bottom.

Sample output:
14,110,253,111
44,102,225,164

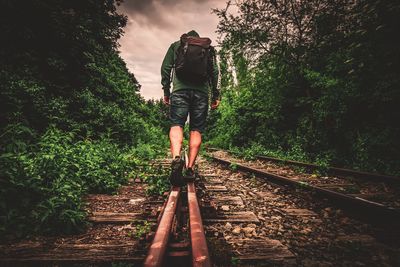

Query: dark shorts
170,89,209,133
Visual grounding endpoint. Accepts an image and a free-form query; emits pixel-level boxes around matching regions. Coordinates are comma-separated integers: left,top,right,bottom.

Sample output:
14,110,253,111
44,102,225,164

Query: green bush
208,0,400,175
141,164,170,196
0,0,170,239
0,126,141,237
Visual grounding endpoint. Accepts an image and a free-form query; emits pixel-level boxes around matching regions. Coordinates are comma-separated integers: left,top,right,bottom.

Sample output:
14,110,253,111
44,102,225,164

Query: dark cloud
119,0,222,28
118,0,228,99
119,0,175,28
121,0,210,13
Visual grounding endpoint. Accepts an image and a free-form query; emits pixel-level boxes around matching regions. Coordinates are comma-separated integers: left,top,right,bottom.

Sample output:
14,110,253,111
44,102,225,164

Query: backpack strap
179,34,189,54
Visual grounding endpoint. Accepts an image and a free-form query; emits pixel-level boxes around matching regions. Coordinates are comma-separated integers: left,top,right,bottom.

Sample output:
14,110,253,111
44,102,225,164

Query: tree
210,0,400,174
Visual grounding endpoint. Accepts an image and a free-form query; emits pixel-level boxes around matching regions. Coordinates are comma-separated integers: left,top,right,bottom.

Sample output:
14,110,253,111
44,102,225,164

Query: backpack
175,34,215,85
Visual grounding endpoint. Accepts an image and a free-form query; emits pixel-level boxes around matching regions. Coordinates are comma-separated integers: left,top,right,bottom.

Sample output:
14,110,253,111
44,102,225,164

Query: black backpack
175,34,215,85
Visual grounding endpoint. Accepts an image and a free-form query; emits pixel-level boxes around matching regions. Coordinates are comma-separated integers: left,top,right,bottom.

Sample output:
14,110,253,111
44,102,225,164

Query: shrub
0,127,139,237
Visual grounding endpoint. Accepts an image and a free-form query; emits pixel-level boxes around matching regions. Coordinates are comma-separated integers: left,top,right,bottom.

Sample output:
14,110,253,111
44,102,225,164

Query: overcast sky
117,0,228,100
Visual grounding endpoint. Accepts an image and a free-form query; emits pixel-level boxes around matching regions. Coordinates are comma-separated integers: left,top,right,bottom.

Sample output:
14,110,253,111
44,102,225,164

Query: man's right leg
184,91,208,181
187,130,201,169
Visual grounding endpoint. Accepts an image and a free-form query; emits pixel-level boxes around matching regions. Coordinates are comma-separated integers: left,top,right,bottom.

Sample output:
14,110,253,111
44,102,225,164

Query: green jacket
161,34,220,100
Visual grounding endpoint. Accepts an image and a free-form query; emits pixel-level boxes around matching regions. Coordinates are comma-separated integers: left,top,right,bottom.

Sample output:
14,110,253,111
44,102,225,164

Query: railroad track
207,148,400,223
2,154,399,266
143,182,211,267
206,147,400,184
142,155,297,266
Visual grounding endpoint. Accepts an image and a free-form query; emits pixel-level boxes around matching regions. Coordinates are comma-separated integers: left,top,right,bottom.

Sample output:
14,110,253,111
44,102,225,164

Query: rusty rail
206,147,400,184
210,155,400,222
256,155,400,184
187,182,211,267
144,182,211,266
143,186,181,267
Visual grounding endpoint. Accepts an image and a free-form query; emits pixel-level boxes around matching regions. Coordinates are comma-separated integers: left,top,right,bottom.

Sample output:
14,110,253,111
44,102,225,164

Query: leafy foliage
128,220,153,239
0,0,159,145
0,0,169,238
140,164,170,196
208,0,400,175
0,127,137,236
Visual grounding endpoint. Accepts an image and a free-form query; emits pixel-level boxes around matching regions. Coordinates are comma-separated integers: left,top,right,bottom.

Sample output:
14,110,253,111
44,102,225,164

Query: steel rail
206,147,400,184
210,155,400,221
143,186,181,267
256,155,400,184
187,182,211,267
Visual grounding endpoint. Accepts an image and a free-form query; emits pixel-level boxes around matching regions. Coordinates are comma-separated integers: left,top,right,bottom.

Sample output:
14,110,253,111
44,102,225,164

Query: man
161,30,220,186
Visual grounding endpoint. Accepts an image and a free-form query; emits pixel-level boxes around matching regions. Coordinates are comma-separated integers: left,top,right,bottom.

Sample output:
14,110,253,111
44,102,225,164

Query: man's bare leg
187,130,202,169
170,126,184,158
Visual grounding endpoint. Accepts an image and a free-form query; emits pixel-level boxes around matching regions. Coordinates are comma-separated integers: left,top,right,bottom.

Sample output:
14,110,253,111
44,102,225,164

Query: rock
242,227,256,237
221,205,230,211
300,228,312,234
129,198,145,205
257,214,265,221
117,224,135,231
224,222,232,231
271,215,282,220
232,226,241,235
248,191,257,197
224,235,232,240
247,223,257,228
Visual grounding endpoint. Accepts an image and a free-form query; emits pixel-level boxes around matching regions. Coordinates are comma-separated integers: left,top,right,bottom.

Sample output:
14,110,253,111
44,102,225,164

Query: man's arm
161,43,175,98
212,56,220,101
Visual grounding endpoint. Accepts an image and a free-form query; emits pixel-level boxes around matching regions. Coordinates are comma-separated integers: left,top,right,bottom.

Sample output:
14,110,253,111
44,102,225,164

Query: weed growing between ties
128,220,153,239
229,162,238,171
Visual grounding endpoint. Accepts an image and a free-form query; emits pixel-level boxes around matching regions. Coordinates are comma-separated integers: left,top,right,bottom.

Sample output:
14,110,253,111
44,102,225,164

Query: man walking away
161,30,220,186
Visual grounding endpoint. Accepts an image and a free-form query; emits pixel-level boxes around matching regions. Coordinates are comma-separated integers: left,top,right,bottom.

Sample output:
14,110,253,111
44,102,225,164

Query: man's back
160,30,219,101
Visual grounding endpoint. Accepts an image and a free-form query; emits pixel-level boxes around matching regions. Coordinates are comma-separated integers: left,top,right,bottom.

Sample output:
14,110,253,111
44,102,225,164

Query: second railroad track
207,148,400,223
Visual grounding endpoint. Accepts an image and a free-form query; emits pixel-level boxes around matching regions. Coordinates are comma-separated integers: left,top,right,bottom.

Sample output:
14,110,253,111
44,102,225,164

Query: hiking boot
169,156,185,186
184,167,196,182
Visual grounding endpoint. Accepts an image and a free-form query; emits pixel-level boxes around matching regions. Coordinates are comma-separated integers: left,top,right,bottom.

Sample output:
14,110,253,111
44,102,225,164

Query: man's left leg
185,91,208,180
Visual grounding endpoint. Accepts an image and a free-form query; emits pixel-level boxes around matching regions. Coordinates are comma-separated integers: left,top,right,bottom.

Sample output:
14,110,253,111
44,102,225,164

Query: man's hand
211,100,220,110
163,95,170,105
